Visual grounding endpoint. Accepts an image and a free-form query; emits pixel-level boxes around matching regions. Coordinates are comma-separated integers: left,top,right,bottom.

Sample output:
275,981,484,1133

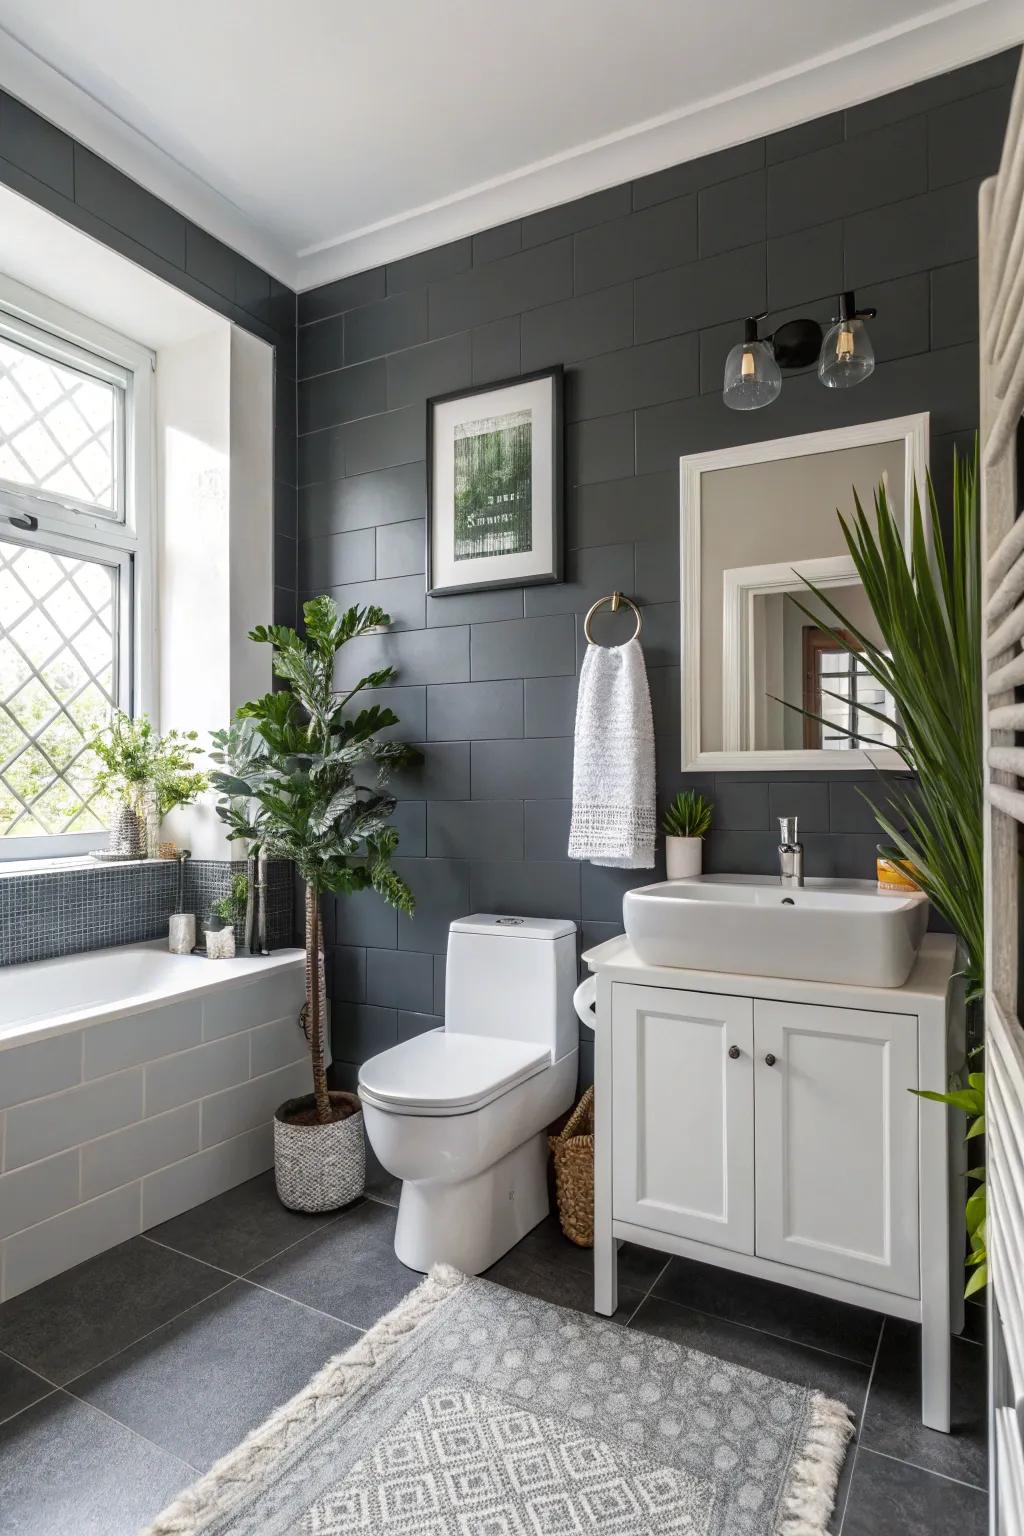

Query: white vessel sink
622,874,929,988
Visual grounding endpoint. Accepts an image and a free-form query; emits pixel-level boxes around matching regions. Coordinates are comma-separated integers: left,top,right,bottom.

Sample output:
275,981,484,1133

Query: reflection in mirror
681,416,928,769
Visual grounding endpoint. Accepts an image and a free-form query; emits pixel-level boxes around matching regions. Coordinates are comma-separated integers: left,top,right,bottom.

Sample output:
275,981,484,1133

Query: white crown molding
0,1,1020,297
0,25,296,287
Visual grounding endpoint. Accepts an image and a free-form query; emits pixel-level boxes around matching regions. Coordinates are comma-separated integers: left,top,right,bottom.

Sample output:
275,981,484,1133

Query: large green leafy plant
210,597,419,1125
91,710,207,816
793,445,985,1291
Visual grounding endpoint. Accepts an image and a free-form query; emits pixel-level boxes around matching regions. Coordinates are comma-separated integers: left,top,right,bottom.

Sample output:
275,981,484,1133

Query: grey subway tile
366,948,435,1013
574,196,697,294
521,284,633,372
375,518,425,578
429,240,571,337
522,185,631,247
426,679,524,740
344,289,428,364
471,737,573,800
427,801,524,861
470,860,580,921
524,675,578,737
299,268,385,324
387,238,472,294
471,614,576,679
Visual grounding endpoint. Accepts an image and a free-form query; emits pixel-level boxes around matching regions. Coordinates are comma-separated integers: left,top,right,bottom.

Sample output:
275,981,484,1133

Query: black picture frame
426,365,564,597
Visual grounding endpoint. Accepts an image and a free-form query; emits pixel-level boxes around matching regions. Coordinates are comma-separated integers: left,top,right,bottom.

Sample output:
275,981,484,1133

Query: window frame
0,274,155,862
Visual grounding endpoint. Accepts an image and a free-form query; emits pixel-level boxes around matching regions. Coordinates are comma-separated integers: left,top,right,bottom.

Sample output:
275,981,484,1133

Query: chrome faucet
778,816,804,888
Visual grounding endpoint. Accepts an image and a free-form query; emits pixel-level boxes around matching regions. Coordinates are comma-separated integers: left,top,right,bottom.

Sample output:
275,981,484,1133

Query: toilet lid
358,1029,549,1113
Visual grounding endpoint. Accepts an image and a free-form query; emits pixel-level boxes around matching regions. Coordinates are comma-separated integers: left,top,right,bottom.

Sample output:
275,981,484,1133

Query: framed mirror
680,414,929,770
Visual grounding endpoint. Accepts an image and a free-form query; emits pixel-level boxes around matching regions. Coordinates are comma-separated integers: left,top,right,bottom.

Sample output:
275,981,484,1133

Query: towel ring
583,591,643,645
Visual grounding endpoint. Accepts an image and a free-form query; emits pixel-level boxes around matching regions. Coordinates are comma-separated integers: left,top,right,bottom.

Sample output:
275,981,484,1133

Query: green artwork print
453,409,532,560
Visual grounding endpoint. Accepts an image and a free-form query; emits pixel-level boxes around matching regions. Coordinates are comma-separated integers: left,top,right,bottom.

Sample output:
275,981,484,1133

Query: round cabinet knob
728,1045,740,1059
764,1053,777,1067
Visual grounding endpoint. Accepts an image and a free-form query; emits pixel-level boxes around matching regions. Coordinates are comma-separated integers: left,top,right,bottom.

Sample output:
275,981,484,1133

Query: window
0,279,153,858
801,627,897,751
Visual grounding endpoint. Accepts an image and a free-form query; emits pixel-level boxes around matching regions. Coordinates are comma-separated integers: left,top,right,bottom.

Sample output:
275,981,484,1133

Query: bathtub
0,940,307,1301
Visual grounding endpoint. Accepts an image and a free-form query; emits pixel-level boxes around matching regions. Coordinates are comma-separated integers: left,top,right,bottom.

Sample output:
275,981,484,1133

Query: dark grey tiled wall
0,88,298,629
297,50,1017,1088
0,860,293,966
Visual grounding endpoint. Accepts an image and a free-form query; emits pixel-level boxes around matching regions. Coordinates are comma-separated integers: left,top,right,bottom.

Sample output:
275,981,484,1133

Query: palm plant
790,443,984,1291
209,597,420,1130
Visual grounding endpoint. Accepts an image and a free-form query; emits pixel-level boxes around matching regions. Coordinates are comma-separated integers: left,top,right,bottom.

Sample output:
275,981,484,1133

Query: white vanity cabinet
586,933,963,1431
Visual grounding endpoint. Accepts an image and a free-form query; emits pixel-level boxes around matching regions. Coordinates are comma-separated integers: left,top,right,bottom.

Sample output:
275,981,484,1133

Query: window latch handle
6,513,38,532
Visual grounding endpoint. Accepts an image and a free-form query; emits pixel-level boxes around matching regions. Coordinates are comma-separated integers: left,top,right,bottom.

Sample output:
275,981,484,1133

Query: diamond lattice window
0,334,122,515
0,537,119,837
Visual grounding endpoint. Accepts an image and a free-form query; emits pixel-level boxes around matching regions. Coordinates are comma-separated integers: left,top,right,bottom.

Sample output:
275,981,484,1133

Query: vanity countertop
582,930,958,1010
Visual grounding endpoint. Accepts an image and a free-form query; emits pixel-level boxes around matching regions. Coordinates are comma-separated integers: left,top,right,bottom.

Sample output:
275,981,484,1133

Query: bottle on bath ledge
661,790,714,879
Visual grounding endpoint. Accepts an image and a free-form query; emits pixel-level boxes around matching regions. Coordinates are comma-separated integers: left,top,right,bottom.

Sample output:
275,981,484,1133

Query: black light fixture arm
836,289,876,322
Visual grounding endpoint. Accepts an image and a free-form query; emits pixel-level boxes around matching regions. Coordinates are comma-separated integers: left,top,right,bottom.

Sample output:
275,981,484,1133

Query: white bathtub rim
0,940,304,1051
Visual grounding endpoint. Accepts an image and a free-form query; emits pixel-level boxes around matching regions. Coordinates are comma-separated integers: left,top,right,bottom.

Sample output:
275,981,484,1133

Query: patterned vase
109,803,145,858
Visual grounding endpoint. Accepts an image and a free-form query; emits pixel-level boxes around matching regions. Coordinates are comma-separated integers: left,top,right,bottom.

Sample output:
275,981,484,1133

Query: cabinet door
611,984,754,1252
754,999,919,1296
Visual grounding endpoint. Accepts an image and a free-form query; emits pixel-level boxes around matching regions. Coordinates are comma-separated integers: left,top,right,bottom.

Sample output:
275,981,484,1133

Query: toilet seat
358,1029,550,1117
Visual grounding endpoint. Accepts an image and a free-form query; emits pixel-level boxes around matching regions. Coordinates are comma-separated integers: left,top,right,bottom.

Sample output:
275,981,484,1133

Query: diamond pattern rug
143,1266,853,1536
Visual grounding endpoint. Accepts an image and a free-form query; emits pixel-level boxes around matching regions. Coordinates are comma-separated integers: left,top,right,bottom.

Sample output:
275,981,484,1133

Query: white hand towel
568,637,656,868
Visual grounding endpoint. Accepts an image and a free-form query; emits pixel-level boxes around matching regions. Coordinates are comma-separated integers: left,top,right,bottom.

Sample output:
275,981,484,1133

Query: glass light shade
722,339,781,410
818,316,875,388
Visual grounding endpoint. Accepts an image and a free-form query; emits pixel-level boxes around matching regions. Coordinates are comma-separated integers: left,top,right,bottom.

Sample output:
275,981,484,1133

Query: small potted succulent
90,712,207,859
662,790,713,879
205,872,248,959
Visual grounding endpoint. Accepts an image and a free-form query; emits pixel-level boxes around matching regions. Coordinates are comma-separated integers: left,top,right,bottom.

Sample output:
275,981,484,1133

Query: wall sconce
722,292,877,411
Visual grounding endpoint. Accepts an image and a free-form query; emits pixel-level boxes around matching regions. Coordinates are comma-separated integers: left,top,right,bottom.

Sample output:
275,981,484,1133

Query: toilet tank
445,914,578,1063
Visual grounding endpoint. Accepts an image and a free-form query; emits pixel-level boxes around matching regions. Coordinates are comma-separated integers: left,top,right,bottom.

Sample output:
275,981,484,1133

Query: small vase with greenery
662,790,713,879
90,711,207,859
205,872,248,959
210,596,420,1212
790,445,985,1294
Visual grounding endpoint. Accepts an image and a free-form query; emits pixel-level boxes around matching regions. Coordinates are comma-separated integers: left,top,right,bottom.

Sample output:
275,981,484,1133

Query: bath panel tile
80,1106,199,1201
0,1032,82,1111
0,1151,80,1241
202,970,304,1041
141,1124,274,1230
83,1000,202,1080
199,1060,308,1149
145,1034,250,1119
4,1070,143,1172
2,1184,141,1301
249,1017,310,1078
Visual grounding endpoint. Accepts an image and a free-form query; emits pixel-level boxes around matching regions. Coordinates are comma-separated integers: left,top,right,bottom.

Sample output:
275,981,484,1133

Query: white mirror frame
680,412,929,771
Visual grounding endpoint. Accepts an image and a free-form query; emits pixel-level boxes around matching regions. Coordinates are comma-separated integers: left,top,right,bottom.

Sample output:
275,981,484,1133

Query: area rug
143,1265,854,1536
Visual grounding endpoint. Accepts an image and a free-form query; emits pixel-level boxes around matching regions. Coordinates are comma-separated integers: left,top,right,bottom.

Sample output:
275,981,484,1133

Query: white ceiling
0,0,1019,290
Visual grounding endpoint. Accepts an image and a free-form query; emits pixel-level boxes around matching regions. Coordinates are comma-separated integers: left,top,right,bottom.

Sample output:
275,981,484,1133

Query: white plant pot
665,835,702,879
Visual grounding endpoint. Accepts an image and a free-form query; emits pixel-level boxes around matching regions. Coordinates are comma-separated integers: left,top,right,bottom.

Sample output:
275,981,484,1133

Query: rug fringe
141,1262,466,1536
776,1391,856,1536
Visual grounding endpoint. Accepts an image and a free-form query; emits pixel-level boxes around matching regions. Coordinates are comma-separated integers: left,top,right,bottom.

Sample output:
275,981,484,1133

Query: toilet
358,913,579,1275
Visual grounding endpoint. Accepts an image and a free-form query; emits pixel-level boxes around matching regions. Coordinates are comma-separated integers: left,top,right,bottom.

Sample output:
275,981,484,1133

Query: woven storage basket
274,1090,365,1213
548,1085,595,1247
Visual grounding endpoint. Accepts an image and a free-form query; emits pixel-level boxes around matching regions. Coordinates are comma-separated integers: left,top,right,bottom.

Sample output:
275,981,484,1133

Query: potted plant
210,596,419,1213
90,711,207,859
205,872,248,959
662,790,713,878
791,445,984,1292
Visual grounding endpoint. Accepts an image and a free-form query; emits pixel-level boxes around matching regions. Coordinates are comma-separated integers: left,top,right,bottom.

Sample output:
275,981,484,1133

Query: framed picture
427,366,563,596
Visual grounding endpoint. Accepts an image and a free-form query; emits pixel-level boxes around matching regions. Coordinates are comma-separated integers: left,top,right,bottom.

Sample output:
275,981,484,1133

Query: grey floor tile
629,1295,871,1424
485,1239,642,1322
841,1447,987,1535
509,1213,669,1293
146,1170,339,1275
248,1199,418,1328
653,1256,883,1364
859,1318,986,1488
69,1280,359,1472
0,1390,191,1535
0,1237,228,1385
0,1350,51,1426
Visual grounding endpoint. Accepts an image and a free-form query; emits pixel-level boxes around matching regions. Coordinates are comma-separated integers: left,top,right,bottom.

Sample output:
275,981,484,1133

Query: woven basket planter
548,1085,595,1247
274,1090,365,1213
